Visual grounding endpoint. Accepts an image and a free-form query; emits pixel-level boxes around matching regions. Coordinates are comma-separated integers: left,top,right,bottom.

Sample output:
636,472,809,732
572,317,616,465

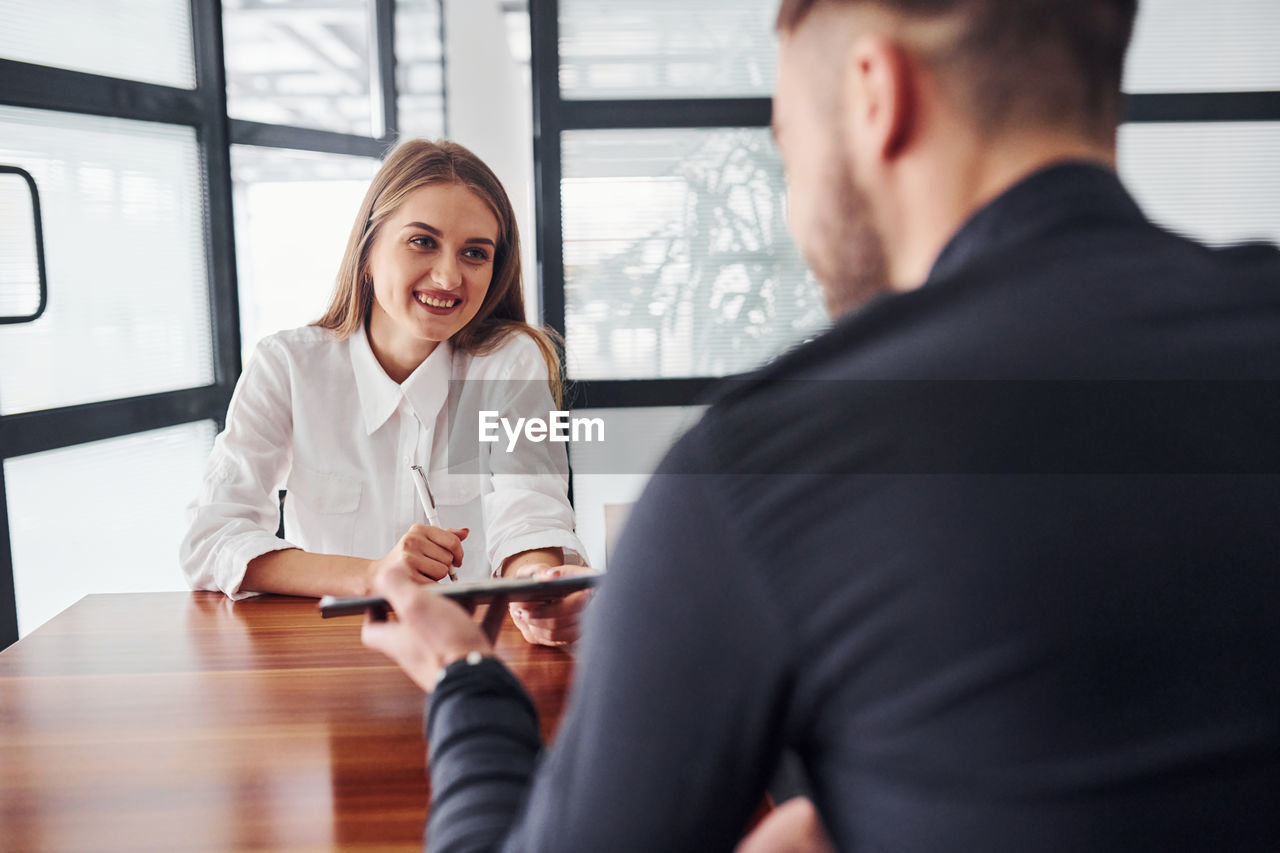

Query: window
1117,3,1280,245
7,422,217,637
0,0,447,645
0,0,227,644
0,107,213,415
1124,0,1280,93
530,0,818,564
230,145,380,359
221,0,447,357
396,0,448,139
223,0,379,136
1118,122,1280,246
528,0,1280,568
561,127,822,379
557,0,777,100
0,0,195,88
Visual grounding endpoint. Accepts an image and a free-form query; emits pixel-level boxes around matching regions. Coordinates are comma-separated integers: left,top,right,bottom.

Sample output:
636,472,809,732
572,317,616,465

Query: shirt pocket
285,464,362,555
426,469,482,508
288,465,363,513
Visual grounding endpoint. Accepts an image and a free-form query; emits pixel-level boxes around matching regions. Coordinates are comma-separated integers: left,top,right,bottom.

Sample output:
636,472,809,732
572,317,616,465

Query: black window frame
0,0,446,648
529,0,1280,412
530,0,771,409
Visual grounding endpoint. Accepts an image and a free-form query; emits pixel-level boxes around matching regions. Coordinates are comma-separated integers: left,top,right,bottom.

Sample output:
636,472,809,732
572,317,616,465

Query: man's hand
361,563,492,693
735,798,834,853
509,564,596,647
366,524,468,590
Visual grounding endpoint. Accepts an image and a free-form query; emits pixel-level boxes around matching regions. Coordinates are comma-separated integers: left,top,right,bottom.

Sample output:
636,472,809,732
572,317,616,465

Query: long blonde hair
315,138,563,405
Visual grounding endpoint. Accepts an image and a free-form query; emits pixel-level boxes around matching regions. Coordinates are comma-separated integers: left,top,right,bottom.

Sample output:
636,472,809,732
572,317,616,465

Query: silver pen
410,465,457,581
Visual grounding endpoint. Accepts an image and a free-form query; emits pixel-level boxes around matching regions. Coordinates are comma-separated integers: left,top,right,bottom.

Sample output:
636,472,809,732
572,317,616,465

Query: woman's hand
361,563,492,693
367,524,468,589
508,564,596,647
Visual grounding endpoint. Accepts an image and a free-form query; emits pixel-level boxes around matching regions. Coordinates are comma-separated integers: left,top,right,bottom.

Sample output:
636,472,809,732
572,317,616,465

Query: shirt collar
348,324,453,435
926,160,1146,286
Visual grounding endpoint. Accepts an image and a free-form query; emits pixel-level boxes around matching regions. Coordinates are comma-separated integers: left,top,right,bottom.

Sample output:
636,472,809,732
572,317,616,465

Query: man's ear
843,35,914,165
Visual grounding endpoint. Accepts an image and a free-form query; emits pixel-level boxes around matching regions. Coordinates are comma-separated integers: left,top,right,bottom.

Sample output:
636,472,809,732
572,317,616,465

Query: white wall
443,0,541,322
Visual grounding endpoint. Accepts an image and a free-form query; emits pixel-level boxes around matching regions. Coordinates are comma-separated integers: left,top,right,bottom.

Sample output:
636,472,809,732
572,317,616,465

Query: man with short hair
364,1,1280,850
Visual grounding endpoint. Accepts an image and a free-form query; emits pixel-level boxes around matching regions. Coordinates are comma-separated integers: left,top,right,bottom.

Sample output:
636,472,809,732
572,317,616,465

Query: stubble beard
815,147,892,320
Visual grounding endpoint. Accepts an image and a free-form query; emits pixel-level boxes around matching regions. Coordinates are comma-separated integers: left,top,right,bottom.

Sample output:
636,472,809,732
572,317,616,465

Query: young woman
181,139,588,646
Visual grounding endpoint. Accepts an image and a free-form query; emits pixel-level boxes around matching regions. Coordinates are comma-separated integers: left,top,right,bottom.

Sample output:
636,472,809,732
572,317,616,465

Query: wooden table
0,592,576,851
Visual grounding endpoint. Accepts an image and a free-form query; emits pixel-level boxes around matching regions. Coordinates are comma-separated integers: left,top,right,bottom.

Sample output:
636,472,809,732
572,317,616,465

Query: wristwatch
435,649,494,687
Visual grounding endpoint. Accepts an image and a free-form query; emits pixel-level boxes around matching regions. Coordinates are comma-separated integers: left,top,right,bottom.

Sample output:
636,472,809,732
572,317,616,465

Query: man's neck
882,131,1117,289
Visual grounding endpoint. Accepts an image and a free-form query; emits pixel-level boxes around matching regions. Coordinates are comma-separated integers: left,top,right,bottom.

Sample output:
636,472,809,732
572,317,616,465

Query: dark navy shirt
426,163,1280,852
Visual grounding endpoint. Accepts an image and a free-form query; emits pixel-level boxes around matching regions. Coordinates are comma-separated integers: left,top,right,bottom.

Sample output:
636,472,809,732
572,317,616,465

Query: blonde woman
181,139,588,646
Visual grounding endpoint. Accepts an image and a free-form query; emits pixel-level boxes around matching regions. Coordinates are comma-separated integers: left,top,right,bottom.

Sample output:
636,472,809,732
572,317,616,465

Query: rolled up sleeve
481,334,587,573
484,476,585,571
179,339,299,598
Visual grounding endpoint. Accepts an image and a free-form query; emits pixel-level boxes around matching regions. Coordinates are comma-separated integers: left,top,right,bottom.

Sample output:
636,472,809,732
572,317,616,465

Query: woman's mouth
415,292,461,311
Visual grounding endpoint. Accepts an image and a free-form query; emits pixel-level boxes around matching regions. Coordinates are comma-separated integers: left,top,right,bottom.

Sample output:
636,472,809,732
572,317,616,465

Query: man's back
682,163,1280,849
365,2,1279,848
416,163,1279,853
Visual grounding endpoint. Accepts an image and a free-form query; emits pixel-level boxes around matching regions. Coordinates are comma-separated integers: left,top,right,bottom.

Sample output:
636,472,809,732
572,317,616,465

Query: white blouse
180,324,584,599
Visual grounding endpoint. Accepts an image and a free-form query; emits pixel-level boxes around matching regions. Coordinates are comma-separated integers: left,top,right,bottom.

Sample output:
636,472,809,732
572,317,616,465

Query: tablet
318,572,602,619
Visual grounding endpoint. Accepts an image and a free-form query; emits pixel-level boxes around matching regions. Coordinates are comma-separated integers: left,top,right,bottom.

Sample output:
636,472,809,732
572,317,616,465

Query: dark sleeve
426,658,543,851
425,424,795,852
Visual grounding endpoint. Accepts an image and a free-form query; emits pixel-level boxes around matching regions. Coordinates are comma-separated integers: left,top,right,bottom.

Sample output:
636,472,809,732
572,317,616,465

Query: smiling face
365,181,500,377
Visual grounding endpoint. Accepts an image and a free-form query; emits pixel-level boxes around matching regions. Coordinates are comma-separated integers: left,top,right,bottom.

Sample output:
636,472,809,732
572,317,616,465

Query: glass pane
1124,0,1280,93
223,0,377,136
558,0,777,99
561,127,827,379
504,6,532,68
1118,122,1280,246
231,145,379,361
395,0,447,139
0,106,213,415
570,406,705,569
0,172,42,320
6,421,217,638
0,0,195,89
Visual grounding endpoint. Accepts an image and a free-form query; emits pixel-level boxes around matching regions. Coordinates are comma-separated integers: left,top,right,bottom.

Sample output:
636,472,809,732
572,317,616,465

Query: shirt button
403,454,413,464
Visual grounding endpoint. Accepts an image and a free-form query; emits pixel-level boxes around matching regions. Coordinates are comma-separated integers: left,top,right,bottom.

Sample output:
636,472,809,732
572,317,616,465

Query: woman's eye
409,236,436,249
463,247,490,262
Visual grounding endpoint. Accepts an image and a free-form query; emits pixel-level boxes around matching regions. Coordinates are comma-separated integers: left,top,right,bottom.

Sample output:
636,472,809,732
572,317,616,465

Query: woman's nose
431,254,462,290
